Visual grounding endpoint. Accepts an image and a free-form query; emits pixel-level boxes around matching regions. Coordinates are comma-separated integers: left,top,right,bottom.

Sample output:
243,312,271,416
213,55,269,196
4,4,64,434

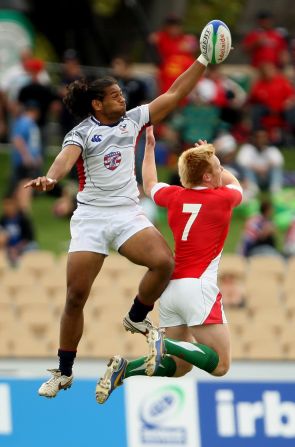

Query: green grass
1,148,294,254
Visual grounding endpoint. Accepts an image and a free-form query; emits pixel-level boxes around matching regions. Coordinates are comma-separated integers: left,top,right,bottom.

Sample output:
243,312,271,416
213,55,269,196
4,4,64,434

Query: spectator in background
149,14,197,96
204,66,247,131
0,195,37,267
214,133,257,203
166,78,223,150
242,10,289,68
248,62,295,144
219,271,246,308
58,49,84,135
111,55,149,110
240,200,280,257
18,58,61,155
9,101,43,213
0,48,50,102
236,128,284,194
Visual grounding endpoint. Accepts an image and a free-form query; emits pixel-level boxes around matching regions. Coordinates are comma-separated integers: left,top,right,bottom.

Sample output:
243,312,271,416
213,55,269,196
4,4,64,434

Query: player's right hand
145,125,156,151
24,176,57,192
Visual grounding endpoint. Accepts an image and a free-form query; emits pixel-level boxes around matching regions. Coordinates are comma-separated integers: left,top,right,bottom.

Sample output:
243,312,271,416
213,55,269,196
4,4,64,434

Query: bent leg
190,323,231,376
60,251,105,350
164,326,196,377
119,227,174,306
124,325,196,379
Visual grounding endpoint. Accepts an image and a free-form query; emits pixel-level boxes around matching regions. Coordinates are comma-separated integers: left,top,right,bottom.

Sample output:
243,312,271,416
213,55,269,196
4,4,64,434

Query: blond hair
178,144,215,188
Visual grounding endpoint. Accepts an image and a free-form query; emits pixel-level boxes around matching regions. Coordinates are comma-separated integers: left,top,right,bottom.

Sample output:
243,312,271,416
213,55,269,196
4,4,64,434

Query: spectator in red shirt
242,10,289,68
248,62,295,142
149,14,197,95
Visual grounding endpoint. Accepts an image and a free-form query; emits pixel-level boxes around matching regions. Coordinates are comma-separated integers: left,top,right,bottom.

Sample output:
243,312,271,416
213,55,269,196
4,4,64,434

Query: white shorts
69,204,153,255
159,277,227,327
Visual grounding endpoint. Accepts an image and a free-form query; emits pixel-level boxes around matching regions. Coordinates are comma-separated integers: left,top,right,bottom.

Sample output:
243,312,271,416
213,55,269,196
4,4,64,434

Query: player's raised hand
145,125,156,151
194,139,207,147
24,176,57,192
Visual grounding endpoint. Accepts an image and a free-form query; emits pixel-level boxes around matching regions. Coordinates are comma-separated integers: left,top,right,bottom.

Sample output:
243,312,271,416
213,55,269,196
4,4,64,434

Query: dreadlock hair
63,76,118,119
178,144,215,188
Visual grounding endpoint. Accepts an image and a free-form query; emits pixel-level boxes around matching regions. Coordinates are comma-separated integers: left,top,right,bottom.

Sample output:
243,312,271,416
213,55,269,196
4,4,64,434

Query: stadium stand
0,251,294,361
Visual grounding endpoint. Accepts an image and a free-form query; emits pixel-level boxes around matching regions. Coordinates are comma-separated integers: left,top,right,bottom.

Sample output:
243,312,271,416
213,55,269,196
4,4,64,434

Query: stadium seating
0,251,294,361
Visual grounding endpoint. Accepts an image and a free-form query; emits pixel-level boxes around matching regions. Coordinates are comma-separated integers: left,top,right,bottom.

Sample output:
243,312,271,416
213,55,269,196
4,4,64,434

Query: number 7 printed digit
181,204,202,241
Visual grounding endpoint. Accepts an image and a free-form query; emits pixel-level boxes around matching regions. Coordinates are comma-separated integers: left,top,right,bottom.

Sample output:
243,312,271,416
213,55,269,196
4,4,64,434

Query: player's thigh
165,325,195,377
165,325,194,342
119,226,173,269
189,323,230,364
67,251,106,298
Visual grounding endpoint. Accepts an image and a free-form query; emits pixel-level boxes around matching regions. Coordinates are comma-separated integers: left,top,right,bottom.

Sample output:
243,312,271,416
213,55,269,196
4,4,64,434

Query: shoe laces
42,369,63,388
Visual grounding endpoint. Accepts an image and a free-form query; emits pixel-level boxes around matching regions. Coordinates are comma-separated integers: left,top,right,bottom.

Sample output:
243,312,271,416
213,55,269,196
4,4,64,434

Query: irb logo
198,382,295,446
216,389,295,438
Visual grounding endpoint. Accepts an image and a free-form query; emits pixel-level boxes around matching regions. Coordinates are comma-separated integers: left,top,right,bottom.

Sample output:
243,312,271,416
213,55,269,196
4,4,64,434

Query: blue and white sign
125,377,200,447
198,382,295,446
0,378,126,447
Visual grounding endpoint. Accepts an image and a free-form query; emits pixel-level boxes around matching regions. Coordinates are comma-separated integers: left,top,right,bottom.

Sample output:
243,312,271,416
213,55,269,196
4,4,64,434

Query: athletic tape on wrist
197,54,209,66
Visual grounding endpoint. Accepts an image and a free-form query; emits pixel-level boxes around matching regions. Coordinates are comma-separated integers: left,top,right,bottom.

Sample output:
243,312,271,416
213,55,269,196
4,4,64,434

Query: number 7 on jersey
181,203,202,241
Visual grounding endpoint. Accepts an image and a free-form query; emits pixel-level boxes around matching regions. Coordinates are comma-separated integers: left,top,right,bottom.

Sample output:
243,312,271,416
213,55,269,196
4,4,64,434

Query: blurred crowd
1,10,295,266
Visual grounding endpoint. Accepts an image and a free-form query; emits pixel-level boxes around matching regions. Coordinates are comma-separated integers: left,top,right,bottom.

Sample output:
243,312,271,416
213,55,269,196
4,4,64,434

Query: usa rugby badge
104,151,122,170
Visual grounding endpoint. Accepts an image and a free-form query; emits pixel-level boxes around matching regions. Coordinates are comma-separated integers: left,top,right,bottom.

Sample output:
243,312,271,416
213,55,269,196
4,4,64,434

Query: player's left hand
194,139,207,147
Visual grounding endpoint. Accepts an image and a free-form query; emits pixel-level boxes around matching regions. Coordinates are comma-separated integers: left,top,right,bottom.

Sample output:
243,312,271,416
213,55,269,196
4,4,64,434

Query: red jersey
249,74,295,112
152,183,242,279
242,29,287,67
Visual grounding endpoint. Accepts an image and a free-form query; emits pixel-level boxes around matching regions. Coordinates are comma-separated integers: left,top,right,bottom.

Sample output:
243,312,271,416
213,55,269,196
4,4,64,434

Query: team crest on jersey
119,123,128,133
104,151,122,170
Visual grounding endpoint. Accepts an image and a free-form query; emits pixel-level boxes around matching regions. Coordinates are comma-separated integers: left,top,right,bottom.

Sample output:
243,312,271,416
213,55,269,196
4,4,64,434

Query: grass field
1,147,295,254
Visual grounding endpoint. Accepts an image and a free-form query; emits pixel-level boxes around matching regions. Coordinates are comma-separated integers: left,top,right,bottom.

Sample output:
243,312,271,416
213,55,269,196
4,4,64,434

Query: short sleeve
224,184,243,207
126,104,150,130
151,183,181,208
62,129,84,150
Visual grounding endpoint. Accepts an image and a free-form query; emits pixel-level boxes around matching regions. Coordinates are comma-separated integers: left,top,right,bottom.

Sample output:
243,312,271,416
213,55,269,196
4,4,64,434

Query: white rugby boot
38,369,73,398
123,313,154,335
145,328,166,376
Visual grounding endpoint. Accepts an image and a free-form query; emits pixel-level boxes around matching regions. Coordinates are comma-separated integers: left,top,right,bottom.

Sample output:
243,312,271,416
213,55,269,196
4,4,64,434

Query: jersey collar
90,115,125,127
192,186,208,190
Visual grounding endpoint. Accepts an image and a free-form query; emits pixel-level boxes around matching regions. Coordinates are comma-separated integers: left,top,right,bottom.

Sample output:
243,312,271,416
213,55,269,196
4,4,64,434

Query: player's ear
92,99,102,112
203,172,211,182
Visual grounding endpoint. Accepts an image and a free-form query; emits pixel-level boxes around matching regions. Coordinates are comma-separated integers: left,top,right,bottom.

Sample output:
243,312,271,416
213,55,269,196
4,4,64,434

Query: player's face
100,84,126,119
209,155,223,187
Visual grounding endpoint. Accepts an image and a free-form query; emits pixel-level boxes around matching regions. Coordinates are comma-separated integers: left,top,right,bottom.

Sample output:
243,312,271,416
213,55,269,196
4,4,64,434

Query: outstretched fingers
24,176,57,191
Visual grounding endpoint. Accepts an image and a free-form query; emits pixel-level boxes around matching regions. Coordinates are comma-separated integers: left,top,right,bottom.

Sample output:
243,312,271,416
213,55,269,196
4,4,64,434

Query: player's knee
65,286,88,313
173,360,193,377
211,358,230,377
154,252,174,277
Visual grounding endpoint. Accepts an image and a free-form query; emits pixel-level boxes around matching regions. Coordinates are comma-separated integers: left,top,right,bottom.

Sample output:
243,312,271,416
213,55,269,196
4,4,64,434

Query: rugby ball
200,20,232,64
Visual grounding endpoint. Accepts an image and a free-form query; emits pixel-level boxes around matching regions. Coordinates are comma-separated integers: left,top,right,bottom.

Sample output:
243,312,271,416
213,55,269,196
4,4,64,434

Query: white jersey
62,104,150,207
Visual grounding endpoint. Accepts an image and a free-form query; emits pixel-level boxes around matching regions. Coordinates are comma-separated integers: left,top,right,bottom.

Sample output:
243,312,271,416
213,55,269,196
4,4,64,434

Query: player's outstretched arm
142,126,158,197
149,20,231,124
149,57,207,124
24,144,81,192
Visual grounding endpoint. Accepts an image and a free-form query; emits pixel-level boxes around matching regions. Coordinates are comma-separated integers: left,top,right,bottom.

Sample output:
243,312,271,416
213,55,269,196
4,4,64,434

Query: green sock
125,355,177,378
164,338,219,373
